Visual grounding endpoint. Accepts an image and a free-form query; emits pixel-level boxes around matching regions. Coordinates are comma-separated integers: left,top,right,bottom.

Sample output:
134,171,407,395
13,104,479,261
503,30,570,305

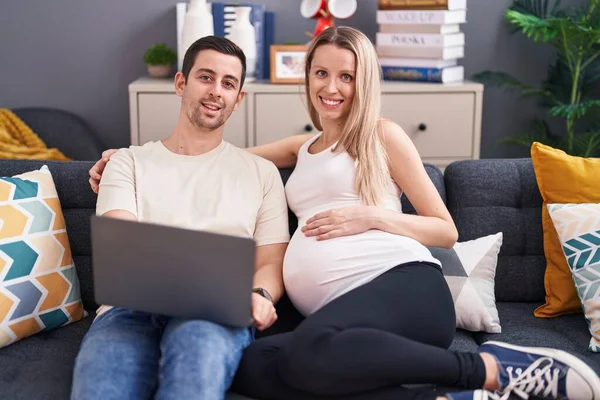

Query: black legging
232,262,487,400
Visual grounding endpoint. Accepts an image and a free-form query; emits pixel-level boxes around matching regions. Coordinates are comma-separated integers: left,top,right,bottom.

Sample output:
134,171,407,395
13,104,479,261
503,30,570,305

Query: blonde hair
304,26,390,207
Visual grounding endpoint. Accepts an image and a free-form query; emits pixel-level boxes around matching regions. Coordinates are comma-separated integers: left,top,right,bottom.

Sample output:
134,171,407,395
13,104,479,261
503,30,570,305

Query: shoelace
480,391,505,400
491,357,560,400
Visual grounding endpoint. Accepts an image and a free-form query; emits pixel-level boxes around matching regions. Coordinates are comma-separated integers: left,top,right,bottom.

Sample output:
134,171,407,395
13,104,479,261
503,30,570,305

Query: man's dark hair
181,35,247,89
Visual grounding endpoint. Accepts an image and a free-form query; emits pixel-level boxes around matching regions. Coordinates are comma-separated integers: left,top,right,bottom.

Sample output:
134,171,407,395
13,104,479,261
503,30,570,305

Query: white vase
226,7,257,82
180,0,214,61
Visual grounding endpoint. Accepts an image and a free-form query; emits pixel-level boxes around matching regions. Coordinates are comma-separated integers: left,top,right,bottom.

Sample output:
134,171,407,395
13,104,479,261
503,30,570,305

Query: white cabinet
137,94,180,144
129,78,483,168
254,93,313,145
381,93,476,162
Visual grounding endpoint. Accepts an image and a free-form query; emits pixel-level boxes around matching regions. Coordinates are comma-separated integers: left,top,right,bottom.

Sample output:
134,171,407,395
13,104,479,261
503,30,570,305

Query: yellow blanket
0,109,70,161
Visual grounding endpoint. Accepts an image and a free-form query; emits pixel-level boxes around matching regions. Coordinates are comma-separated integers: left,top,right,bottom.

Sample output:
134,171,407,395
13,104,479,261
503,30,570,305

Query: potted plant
143,43,177,79
473,0,600,157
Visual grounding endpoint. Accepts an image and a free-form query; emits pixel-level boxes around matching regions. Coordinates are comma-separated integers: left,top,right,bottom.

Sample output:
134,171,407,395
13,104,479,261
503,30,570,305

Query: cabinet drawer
381,93,475,158
254,94,314,145
137,93,247,147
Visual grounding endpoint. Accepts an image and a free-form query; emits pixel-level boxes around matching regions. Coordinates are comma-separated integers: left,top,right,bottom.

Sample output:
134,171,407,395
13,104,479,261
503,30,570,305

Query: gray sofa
0,158,598,400
12,107,106,161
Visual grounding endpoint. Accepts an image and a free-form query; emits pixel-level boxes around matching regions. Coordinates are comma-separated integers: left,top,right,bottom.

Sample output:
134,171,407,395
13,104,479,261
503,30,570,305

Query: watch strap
252,287,273,303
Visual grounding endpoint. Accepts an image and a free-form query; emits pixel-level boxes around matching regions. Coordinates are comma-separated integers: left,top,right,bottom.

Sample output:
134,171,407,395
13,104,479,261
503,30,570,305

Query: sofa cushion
547,203,600,352
0,161,97,210
0,161,97,313
65,217,95,310
429,232,503,333
400,164,446,215
0,315,92,399
0,165,86,349
12,108,105,161
444,159,546,303
473,302,600,374
531,142,600,318
449,329,479,352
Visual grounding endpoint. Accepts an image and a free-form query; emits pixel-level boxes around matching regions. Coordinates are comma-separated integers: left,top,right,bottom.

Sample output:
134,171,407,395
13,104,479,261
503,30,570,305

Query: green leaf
539,56,572,106
143,43,177,66
585,0,600,23
510,0,563,18
565,131,600,157
583,119,600,134
472,71,558,103
498,135,542,148
505,10,560,41
498,119,558,148
539,54,600,105
485,0,600,155
581,58,600,98
507,0,563,34
550,100,600,119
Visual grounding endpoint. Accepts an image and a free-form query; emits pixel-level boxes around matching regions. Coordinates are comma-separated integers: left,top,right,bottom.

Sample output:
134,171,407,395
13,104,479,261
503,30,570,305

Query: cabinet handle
418,123,427,131
304,124,313,132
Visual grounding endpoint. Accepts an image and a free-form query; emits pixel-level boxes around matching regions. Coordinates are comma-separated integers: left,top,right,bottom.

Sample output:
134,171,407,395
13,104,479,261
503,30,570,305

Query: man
71,36,289,400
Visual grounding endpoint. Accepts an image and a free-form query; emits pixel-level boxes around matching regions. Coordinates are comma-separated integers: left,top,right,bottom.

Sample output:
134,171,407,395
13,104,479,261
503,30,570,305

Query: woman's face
308,44,356,124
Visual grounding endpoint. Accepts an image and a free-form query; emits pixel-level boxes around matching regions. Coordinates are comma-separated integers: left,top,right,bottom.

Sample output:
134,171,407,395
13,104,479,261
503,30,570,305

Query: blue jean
71,307,253,400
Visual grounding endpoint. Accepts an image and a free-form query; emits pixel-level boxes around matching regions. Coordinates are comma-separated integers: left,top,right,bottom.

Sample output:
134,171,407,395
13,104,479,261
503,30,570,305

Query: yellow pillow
532,142,600,318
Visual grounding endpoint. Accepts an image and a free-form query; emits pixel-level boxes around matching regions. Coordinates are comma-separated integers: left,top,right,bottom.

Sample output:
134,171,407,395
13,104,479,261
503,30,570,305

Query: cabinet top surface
129,76,483,94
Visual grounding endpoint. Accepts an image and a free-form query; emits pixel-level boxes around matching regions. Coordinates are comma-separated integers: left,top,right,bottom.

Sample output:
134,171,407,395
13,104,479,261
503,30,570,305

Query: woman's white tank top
282,133,441,316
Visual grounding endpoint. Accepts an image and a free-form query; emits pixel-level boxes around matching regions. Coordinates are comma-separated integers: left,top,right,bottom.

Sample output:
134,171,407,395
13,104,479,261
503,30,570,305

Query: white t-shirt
95,140,290,316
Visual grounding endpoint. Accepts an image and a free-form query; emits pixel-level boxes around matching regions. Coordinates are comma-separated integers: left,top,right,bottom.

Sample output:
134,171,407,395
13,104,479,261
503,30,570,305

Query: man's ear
233,90,246,111
174,72,186,97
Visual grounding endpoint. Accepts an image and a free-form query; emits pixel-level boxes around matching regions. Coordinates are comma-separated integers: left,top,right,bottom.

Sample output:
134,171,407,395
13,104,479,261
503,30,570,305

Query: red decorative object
300,0,357,39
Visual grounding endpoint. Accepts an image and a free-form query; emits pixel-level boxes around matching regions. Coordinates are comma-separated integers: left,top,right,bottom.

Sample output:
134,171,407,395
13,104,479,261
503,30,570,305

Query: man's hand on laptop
251,293,277,331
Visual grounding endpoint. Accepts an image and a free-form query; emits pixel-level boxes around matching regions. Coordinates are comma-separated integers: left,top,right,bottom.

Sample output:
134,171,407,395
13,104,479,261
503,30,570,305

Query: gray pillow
426,232,503,333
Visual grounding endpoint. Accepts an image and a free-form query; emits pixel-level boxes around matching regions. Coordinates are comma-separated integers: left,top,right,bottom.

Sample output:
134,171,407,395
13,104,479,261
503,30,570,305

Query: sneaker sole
482,341,600,399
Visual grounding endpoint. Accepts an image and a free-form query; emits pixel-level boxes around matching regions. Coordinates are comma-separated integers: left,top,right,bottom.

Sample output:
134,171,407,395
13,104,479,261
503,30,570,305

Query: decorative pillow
547,203,600,352
0,166,85,348
531,142,600,318
428,232,503,333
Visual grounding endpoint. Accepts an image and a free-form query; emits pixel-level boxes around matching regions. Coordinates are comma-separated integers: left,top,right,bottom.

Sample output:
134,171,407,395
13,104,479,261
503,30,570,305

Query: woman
89,27,599,400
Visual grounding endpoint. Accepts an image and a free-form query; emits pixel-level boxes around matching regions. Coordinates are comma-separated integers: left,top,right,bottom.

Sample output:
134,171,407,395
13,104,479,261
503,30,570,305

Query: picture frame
270,45,309,84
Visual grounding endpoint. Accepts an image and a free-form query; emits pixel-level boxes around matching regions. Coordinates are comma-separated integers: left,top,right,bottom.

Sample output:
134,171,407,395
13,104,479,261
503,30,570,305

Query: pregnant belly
282,229,437,316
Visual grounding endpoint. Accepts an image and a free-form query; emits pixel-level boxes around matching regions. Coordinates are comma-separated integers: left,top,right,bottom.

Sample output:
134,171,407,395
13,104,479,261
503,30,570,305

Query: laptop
90,215,256,328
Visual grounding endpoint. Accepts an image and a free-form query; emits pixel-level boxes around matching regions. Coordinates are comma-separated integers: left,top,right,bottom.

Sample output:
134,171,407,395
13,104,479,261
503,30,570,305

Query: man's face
176,49,245,131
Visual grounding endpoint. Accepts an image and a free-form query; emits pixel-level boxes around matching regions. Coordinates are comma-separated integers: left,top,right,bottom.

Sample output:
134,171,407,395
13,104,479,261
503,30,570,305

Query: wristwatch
252,287,273,303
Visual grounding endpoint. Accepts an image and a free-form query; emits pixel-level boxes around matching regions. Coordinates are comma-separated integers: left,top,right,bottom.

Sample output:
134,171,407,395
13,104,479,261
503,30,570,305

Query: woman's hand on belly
300,206,376,241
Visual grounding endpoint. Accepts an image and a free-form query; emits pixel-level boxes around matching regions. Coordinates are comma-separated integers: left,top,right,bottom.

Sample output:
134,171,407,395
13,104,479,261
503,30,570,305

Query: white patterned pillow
0,166,85,348
547,203,600,352
428,232,503,333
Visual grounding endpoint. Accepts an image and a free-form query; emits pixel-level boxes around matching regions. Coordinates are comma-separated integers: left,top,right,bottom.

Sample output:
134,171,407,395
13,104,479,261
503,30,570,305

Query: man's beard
187,101,231,131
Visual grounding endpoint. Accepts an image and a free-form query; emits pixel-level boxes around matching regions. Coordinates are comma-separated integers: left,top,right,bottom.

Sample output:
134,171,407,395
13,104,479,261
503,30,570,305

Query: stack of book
375,0,467,83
